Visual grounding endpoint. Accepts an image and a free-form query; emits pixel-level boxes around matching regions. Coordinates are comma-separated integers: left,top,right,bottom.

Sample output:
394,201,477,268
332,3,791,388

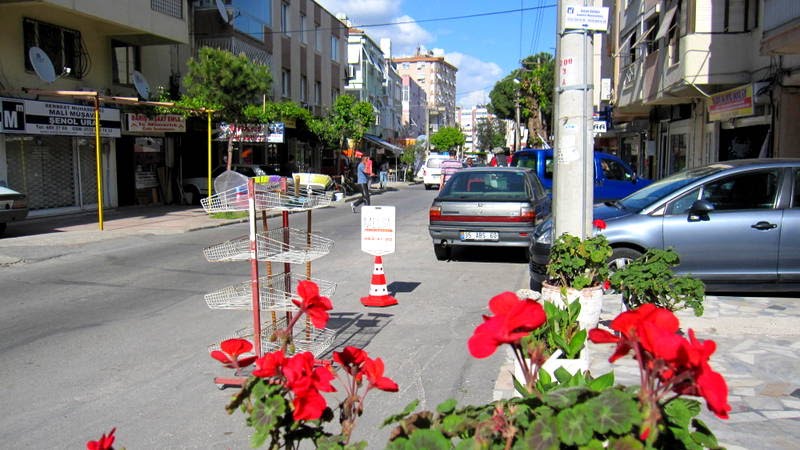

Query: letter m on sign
1,100,25,132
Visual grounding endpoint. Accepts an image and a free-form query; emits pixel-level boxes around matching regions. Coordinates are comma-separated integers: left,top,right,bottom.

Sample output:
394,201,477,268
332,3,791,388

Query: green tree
429,126,466,153
475,117,507,150
488,52,554,146
181,47,272,169
307,94,374,151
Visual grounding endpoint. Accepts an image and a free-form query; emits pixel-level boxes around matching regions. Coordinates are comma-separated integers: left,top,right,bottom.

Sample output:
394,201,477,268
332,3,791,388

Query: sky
316,0,558,110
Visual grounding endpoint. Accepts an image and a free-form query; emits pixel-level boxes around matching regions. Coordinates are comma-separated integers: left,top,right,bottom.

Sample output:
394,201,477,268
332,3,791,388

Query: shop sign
217,123,267,142
126,113,186,133
564,6,609,31
1,97,121,137
708,84,754,121
361,206,395,256
268,122,285,143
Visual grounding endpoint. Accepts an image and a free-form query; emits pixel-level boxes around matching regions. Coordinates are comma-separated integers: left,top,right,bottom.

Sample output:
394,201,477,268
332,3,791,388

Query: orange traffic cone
360,255,398,307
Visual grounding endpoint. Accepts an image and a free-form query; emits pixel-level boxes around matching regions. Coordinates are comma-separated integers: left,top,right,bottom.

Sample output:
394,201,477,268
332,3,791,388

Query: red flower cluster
593,218,607,230
589,304,731,419
292,280,333,328
333,346,399,393
468,292,546,359
252,350,336,420
210,338,257,369
86,427,115,450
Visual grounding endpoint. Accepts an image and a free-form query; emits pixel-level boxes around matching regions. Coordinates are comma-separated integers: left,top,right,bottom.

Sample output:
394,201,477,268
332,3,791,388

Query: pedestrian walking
439,149,464,189
379,160,389,189
351,155,371,213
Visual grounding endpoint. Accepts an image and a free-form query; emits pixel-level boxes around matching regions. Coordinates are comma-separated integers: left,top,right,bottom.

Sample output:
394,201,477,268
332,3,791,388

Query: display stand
202,176,335,387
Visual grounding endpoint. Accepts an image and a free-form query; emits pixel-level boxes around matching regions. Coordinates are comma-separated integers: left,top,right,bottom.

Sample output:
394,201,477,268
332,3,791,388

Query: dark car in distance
529,158,800,292
429,167,551,260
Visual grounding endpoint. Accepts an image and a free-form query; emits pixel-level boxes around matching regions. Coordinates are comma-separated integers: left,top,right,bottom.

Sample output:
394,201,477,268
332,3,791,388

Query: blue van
511,148,651,202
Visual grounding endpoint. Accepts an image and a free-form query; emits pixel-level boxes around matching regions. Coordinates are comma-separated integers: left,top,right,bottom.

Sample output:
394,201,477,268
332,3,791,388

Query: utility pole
514,80,521,151
553,0,604,239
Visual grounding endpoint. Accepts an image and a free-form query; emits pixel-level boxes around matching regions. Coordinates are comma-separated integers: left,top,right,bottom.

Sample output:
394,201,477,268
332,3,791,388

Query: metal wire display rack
202,227,334,263
204,274,336,311
201,183,333,214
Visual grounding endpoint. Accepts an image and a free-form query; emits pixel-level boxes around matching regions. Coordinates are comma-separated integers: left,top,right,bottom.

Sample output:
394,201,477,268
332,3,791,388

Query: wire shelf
201,182,332,214
203,227,334,263
208,317,336,358
204,274,337,311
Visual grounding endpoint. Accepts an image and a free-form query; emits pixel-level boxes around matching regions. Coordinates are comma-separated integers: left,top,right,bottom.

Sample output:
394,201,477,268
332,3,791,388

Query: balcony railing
195,37,272,67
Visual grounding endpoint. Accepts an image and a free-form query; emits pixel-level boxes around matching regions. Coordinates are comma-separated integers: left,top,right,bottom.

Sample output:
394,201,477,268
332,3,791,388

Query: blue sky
316,0,557,109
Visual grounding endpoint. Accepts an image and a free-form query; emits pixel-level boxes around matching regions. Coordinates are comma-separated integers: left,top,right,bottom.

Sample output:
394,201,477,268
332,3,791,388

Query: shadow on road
322,311,394,358
445,246,529,264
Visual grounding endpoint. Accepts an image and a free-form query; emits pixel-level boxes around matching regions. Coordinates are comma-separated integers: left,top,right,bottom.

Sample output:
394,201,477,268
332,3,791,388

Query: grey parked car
529,158,800,292
429,167,551,260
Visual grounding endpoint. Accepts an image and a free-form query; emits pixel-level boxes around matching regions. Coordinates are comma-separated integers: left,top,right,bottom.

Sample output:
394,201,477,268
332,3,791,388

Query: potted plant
610,248,706,316
541,220,613,328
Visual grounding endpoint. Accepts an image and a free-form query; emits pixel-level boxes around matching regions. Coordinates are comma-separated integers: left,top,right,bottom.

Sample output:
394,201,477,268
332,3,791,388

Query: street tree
475,117,507,151
181,47,272,169
430,126,466,154
307,94,374,151
488,52,554,147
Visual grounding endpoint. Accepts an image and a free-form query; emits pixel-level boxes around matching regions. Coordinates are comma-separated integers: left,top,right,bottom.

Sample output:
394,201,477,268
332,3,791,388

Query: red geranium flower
252,349,287,378
334,346,369,379
86,427,115,450
292,280,333,328
210,338,257,369
593,219,607,230
281,352,336,420
468,292,547,358
363,357,399,392
291,388,328,421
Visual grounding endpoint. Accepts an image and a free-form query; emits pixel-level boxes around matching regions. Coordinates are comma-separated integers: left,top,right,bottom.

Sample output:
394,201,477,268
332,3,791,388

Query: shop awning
363,134,403,155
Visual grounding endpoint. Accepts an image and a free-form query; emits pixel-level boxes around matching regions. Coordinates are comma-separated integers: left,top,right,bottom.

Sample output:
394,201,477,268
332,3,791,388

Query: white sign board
593,121,607,134
1,97,121,137
564,6,609,31
361,206,396,256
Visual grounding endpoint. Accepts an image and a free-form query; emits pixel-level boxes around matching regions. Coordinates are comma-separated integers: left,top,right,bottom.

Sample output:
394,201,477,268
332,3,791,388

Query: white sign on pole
564,6,609,31
361,206,396,256
593,121,607,134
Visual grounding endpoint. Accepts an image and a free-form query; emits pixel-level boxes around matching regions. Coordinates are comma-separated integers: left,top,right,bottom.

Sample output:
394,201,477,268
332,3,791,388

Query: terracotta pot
540,281,604,330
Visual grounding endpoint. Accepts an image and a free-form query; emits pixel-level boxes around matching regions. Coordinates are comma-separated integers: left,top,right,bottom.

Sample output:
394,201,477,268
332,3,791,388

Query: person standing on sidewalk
351,155,371,213
379,160,389,189
439,149,464,190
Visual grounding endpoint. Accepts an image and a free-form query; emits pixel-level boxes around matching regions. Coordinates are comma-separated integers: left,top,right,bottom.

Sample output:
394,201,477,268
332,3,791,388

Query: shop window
281,69,291,98
280,2,289,36
669,133,687,174
23,18,82,79
314,81,321,105
112,40,141,85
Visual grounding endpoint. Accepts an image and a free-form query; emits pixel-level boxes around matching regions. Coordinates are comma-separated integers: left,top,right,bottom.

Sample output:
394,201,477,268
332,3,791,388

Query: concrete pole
514,83,521,151
553,0,595,239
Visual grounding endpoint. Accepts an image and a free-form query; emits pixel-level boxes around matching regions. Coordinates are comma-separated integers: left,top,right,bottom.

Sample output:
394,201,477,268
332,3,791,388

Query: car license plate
460,231,499,241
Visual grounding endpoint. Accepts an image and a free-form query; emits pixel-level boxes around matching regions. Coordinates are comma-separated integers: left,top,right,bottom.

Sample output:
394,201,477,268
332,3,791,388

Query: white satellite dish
215,0,231,23
29,46,56,83
131,70,150,99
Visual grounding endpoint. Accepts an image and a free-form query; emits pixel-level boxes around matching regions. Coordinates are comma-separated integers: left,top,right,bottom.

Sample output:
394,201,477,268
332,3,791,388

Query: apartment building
0,0,188,212
393,48,458,135
400,75,427,138
192,0,348,177
609,0,800,181
457,106,493,152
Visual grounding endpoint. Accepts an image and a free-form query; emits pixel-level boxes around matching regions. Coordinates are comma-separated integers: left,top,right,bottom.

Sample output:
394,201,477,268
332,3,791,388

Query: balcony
761,0,800,54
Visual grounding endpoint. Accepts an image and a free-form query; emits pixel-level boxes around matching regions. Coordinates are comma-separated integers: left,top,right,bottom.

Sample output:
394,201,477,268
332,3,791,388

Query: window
402,62,409,69
793,169,800,208
111,40,140,85
314,81,321,105
669,134,687,174
599,158,631,181
23,18,82,79
699,170,780,211
315,23,321,50
150,0,182,19
300,13,307,44
280,2,289,36
300,76,307,102
281,69,290,97
330,36,339,60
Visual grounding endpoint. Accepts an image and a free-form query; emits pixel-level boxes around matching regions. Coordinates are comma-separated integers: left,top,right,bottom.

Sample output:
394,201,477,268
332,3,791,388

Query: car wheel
608,248,641,275
433,244,450,261
424,184,432,190
0,222,6,236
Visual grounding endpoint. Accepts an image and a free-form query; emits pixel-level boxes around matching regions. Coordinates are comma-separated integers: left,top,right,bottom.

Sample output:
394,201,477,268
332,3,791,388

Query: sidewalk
492,292,800,449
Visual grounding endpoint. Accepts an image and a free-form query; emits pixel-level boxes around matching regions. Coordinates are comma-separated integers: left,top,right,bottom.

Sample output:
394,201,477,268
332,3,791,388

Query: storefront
707,84,771,162
0,97,120,213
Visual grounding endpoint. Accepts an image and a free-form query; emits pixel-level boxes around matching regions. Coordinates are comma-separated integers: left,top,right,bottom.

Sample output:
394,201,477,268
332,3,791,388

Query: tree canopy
475,117,507,151
307,94,375,149
430,126,466,152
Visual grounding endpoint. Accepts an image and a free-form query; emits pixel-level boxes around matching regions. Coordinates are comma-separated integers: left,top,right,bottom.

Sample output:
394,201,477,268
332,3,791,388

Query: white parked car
416,154,450,190
0,185,28,235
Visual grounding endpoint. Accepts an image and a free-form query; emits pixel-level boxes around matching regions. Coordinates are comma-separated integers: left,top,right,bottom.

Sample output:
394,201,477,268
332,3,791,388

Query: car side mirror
630,172,638,183
690,199,714,214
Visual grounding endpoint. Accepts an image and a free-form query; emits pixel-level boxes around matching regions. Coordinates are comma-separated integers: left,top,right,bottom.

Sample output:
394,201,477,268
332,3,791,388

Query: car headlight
534,220,553,245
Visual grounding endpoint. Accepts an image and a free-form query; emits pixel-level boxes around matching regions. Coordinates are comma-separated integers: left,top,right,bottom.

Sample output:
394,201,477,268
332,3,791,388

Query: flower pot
540,281,604,329
512,349,590,396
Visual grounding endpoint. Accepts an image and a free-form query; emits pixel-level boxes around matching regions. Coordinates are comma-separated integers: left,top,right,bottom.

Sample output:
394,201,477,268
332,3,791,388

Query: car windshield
439,171,530,201
617,164,730,211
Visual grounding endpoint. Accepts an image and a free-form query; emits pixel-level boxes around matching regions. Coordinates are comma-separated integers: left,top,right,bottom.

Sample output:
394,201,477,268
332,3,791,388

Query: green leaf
249,394,286,448
663,398,701,429
514,413,559,450
436,398,458,415
587,371,615,391
553,366,574,385
455,437,478,450
584,389,638,435
607,434,645,450
556,403,594,445
382,400,420,426
406,429,451,449
542,386,586,409
441,414,465,435
690,418,721,449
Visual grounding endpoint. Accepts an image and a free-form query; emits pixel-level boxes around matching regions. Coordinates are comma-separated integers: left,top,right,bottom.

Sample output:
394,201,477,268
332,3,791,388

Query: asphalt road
0,184,531,448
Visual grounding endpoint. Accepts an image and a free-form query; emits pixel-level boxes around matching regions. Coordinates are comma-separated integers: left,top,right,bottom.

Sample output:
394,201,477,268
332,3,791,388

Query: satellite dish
29,47,56,83
131,70,150,99
215,0,231,23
